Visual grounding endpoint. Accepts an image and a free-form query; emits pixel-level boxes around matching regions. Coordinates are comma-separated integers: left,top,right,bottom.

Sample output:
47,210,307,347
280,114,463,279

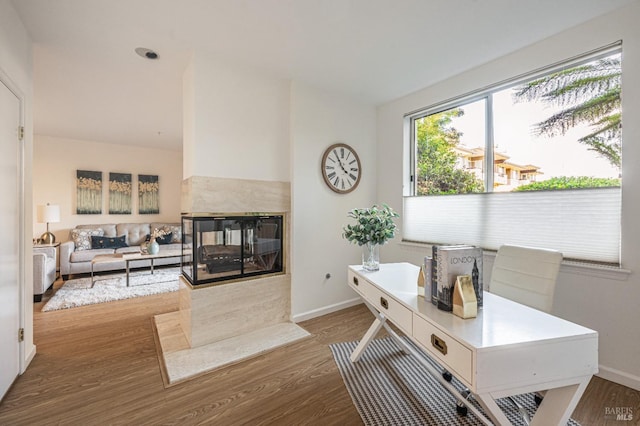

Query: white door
0,79,20,398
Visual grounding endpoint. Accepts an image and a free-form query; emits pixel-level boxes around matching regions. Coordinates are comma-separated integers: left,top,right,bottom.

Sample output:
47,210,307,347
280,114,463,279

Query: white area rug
42,268,180,312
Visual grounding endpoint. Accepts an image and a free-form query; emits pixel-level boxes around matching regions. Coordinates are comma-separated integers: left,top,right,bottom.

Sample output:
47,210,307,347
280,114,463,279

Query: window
405,44,622,264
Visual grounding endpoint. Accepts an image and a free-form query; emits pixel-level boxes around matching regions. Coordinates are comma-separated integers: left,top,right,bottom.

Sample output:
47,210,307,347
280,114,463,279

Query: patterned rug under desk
330,336,581,426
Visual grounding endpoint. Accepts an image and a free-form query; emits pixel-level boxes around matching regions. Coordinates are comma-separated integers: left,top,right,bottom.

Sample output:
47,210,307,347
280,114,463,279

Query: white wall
180,53,378,320
33,135,183,242
0,0,35,372
290,82,377,320
183,53,290,182
377,3,640,390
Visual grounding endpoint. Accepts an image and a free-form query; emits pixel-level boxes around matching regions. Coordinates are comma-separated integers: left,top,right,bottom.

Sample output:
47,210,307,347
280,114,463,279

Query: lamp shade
37,204,60,224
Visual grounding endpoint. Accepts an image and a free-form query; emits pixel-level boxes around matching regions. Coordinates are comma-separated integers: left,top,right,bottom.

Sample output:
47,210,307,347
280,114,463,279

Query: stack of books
429,245,483,311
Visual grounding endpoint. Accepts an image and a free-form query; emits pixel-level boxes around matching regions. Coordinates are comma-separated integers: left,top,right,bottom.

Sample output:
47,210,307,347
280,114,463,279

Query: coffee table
90,250,182,287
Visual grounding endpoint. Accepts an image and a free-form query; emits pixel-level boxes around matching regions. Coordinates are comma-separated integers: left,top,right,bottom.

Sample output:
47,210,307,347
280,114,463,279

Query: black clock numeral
340,147,345,158
349,174,357,181
328,172,336,179
350,167,358,172
325,165,334,170
349,159,357,165
333,176,340,186
341,179,345,190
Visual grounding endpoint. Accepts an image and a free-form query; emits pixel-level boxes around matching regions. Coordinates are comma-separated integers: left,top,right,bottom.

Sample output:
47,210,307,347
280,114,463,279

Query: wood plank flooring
0,282,638,425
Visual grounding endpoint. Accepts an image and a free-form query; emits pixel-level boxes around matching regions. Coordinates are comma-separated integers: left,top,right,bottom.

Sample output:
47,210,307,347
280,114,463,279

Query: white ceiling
11,0,636,151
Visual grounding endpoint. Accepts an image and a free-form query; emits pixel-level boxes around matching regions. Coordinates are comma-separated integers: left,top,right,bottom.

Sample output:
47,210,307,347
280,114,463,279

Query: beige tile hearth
153,311,311,387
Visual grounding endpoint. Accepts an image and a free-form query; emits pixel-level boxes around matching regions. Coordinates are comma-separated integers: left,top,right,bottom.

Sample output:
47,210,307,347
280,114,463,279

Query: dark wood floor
0,283,638,425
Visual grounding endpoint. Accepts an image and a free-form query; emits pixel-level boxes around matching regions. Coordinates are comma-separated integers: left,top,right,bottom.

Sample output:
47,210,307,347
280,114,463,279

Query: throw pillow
156,232,173,245
90,235,128,249
163,225,182,243
71,228,104,251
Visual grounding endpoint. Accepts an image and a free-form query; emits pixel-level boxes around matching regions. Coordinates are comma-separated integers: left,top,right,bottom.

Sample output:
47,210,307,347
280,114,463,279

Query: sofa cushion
77,223,116,237
70,248,115,263
71,228,104,251
159,243,182,252
116,223,150,246
115,246,143,254
91,235,128,249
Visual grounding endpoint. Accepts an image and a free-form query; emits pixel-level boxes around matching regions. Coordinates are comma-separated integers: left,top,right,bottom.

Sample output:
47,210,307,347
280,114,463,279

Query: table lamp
37,203,60,244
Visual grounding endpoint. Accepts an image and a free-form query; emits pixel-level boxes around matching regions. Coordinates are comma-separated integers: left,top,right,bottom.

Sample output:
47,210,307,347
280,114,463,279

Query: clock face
321,143,361,194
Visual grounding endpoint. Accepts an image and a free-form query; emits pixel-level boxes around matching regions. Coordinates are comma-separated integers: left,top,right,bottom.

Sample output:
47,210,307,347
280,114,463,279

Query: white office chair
454,244,563,423
489,244,562,312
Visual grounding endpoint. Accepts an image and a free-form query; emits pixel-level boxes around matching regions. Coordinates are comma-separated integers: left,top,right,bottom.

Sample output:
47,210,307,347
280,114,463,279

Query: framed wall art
76,170,102,214
138,174,159,214
109,172,132,214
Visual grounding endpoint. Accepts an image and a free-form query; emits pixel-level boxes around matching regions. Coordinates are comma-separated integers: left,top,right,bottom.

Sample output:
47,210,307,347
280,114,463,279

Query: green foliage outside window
513,176,620,192
514,56,621,170
415,110,484,195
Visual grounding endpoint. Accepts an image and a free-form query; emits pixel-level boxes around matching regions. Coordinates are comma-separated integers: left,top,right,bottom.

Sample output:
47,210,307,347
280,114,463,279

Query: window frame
403,42,623,265
407,41,622,196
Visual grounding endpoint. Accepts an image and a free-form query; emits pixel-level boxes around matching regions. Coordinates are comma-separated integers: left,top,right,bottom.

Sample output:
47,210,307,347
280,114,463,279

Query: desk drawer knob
380,297,389,309
431,334,448,355
353,276,359,286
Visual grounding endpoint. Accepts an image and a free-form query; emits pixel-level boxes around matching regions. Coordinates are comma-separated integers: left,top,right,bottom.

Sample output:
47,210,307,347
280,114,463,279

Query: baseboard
597,364,640,392
292,297,363,323
22,343,36,374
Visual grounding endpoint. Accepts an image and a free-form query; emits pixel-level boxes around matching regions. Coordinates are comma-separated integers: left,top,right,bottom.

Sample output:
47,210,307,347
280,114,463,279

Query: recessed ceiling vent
135,47,159,60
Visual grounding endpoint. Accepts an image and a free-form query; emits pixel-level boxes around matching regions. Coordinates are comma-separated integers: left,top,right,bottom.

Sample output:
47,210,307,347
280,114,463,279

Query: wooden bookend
417,266,425,297
452,275,478,319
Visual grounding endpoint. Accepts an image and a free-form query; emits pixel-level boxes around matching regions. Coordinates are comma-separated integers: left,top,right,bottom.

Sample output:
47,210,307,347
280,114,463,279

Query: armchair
33,245,57,302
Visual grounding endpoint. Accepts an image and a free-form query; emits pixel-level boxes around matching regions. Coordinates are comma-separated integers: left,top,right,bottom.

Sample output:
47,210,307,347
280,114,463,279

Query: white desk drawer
413,314,473,385
349,271,413,334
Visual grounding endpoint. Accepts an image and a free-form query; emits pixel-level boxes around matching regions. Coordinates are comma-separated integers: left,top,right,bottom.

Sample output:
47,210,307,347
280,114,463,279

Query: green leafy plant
343,204,400,246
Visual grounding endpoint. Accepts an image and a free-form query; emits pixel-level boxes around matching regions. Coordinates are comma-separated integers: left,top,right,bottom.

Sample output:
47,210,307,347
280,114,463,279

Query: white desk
348,263,598,426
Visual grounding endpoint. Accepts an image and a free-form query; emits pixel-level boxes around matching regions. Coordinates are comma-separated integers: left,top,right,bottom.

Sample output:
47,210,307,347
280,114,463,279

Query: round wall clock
321,143,361,194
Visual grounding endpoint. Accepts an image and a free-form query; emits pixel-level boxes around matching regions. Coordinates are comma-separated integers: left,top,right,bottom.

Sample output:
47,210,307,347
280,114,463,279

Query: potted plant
343,204,399,271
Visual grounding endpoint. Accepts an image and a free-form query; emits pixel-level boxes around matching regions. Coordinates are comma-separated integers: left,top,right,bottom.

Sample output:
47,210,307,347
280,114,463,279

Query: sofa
33,245,57,302
60,222,182,280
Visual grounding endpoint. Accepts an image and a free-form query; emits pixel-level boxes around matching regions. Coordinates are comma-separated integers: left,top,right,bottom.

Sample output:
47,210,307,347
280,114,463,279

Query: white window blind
403,187,621,264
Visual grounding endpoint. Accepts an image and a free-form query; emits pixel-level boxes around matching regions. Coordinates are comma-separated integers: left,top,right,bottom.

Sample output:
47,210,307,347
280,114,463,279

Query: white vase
362,242,380,271
148,240,160,255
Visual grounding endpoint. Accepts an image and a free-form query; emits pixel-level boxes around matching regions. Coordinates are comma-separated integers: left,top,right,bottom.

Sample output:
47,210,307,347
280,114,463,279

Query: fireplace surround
152,176,308,386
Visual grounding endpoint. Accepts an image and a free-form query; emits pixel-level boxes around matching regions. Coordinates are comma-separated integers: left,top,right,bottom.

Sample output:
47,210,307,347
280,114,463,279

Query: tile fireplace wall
179,176,292,347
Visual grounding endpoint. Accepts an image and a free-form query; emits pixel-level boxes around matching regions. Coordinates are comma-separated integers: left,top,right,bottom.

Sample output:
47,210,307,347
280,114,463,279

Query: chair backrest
489,245,563,313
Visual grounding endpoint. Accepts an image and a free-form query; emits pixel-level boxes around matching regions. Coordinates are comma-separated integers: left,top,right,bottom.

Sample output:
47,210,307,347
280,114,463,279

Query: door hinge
18,126,24,141
18,328,24,342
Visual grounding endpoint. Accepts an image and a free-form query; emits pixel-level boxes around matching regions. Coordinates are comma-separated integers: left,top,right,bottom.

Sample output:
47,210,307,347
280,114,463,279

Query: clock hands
333,151,350,175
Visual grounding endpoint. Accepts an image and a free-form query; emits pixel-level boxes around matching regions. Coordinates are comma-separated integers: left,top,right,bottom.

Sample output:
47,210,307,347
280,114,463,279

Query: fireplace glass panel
181,215,283,285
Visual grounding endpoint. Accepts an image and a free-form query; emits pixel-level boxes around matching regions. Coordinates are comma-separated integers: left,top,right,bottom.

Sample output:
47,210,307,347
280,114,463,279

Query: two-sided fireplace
181,214,284,286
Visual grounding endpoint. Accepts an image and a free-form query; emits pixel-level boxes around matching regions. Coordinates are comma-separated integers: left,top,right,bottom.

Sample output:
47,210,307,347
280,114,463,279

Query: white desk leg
475,393,512,426
361,300,411,355
350,316,386,362
529,377,590,426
